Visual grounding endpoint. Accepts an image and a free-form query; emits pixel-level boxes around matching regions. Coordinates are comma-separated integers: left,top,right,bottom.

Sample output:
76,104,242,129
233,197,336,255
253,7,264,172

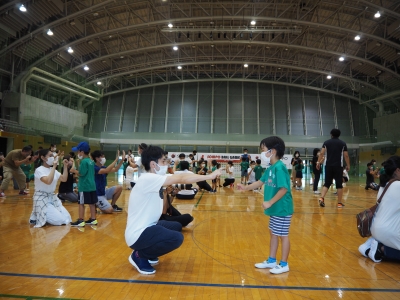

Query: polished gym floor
0,176,399,299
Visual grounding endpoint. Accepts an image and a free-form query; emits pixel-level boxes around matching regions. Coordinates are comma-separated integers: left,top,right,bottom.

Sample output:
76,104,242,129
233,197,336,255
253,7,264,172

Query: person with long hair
29,149,71,227
359,156,400,263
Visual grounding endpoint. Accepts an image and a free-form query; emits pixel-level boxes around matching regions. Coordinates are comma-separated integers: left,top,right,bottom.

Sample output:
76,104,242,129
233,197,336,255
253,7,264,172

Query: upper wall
90,81,366,137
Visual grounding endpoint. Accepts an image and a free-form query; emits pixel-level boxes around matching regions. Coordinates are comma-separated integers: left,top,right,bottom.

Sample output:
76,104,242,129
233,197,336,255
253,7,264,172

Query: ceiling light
93,12,99,17
168,23,173,28
376,42,381,46
19,4,27,12
339,56,345,61
377,70,382,74
354,35,361,41
120,56,124,58
244,63,248,68
285,48,288,51
327,75,332,79
47,29,53,36
102,60,107,63
211,44,214,47
374,11,381,18
97,81,102,85
84,65,89,71
250,20,256,25
277,67,281,70
70,21,75,26
67,47,73,53
211,64,214,67
173,46,178,51
177,66,182,69
397,51,400,55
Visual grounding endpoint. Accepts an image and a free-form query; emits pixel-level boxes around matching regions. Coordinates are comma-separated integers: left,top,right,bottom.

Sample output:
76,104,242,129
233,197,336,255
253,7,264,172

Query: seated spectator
92,150,124,213
160,186,194,227
223,161,235,187
196,161,213,192
57,155,79,203
29,149,71,227
247,161,256,184
359,156,400,263
365,162,379,190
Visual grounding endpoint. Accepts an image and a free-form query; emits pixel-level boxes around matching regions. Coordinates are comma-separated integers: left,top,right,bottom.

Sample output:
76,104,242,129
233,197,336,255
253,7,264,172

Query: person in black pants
196,161,213,192
316,128,350,208
159,186,194,227
57,155,79,203
311,148,322,194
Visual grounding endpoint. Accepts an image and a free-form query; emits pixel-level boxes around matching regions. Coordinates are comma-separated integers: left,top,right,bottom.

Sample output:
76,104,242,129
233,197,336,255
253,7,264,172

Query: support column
301,88,307,135
103,96,110,132
271,85,276,135
164,85,170,133
134,90,140,132
180,83,185,133
211,81,214,133
257,83,260,135
119,91,126,132
195,83,199,133
286,86,291,135
317,91,323,136
242,82,245,134
332,94,338,128
348,99,354,136
149,87,155,132
226,82,229,134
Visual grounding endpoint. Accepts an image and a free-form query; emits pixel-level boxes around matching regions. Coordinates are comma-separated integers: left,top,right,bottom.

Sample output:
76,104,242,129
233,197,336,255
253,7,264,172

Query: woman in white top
125,164,137,190
359,156,400,263
29,149,71,228
223,161,235,187
129,143,148,188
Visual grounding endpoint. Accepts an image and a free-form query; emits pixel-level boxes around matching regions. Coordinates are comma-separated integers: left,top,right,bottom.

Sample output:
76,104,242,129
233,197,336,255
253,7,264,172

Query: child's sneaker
337,202,345,208
270,264,289,274
314,191,321,194
85,218,98,225
0,192,5,197
148,257,159,265
359,237,374,257
19,191,28,195
318,197,325,207
129,251,156,274
71,219,85,227
254,260,277,269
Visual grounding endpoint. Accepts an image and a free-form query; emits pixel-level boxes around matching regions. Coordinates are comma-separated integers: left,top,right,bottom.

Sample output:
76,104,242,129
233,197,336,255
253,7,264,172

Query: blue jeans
130,220,183,259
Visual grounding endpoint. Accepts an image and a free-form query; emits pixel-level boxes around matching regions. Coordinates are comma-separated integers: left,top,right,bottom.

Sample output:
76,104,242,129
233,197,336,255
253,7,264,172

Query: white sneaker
295,187,299,190
297,187,302,190
358,237,374,257
368,239,382,263
314,191,321,194
270,264,289,274
255,260,277,269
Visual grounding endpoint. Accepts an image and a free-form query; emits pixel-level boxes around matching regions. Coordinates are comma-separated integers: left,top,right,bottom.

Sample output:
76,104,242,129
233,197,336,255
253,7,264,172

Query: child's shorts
241,170,248,177
78,191,98,205
343,176,349,182
296,171,303,178
269,215,292,236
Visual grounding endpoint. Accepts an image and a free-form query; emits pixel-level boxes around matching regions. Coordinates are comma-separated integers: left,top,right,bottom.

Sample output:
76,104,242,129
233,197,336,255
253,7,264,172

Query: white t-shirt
227,166,234,179
125,173,167,246
248,167,255,182
125,166,135,183
34,166,61,193
371,181,400,250
174,170,194,175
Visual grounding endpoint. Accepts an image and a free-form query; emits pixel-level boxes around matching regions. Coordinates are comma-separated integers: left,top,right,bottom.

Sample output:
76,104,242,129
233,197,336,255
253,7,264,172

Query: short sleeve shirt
240,161,249,171
94,165,107,196
34,166,61,193
254,165,263,180
260,160,294,217
58,166,74,193
322,138,348,167
125,173,167,246
78,157,96,192
4,149,25,170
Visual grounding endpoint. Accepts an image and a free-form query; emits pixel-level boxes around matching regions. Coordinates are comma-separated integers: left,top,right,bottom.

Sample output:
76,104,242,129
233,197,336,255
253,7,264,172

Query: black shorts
343,176,349,182
324,166,343,189
296,171,303,179
78,191,98,205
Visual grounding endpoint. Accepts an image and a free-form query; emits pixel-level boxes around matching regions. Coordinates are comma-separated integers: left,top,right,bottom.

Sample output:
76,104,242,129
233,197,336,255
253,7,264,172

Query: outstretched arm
163,169,221,186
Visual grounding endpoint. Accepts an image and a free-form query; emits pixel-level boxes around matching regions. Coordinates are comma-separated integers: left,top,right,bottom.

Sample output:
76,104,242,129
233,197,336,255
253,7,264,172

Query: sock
267,257,276,263
365,249,370,256
280,261,288,267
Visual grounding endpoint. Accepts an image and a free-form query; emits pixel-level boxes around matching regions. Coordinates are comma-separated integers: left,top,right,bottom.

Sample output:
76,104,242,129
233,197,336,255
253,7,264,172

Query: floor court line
1,272,399,293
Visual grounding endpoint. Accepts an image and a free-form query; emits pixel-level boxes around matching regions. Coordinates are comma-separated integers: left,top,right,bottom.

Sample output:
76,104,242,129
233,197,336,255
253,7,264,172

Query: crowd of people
0,127,398,276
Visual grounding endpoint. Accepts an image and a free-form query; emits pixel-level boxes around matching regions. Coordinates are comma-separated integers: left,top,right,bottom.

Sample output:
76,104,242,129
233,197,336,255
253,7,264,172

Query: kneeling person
92,150,125,213
125,146,221,275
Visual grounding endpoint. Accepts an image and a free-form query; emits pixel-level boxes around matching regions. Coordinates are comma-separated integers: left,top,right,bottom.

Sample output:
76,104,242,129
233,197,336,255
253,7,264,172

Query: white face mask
46,156,55,166
154,163,168,175
53,148,57,152
78,154,83,160
100,157,106,165
261,150,273,166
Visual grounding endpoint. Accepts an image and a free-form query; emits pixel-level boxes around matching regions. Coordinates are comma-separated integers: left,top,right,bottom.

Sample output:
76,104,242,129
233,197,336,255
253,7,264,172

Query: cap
72,141,90,152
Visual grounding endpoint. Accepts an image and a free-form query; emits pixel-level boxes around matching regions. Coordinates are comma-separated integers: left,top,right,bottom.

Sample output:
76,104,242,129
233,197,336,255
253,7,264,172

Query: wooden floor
0,176,399,300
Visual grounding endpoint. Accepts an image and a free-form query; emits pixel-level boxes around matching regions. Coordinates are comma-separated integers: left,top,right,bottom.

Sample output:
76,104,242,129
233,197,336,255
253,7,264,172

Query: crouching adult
125,146,221,275
160,185,194,227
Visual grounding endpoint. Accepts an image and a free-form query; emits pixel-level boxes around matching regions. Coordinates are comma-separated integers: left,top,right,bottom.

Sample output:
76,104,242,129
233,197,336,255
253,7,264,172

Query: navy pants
384,245,400,261
130,220,183,259
313,170,321,192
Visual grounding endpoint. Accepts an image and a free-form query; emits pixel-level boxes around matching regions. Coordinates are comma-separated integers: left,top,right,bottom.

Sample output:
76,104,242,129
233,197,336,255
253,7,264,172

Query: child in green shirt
70,142,98,227
240,157,249,184
20,163,33,190
254,159,263,181
237,136,294,275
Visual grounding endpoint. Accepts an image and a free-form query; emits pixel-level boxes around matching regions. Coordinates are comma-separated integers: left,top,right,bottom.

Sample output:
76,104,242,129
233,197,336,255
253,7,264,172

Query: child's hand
262,201,272,209
210,169,222,179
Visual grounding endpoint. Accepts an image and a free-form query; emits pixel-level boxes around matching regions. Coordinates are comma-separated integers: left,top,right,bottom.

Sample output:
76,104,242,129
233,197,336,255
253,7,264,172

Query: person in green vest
20,163,34,191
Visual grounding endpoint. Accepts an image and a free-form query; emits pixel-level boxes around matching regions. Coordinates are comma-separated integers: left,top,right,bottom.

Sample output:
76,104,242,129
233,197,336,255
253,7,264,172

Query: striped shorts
269,215,292,236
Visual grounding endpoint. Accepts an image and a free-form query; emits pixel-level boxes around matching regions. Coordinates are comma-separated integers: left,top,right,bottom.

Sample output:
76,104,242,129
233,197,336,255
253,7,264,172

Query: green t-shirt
78,157,96,192
212,166,217,172
240,161,249,171
20,163,31,176
295,164,304,171
254,165,263,181
260,160,294,217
